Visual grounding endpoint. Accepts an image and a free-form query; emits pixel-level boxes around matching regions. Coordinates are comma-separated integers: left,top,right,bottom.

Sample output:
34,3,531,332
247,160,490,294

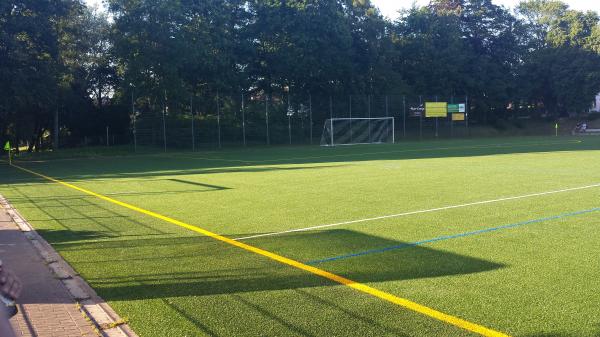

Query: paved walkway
0,209,98,337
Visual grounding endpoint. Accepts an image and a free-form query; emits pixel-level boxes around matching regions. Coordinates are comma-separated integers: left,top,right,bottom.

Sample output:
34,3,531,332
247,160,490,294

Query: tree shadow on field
45,229,504,301
20,225,504,336
1,161,348,183
2,136,599,184
38,229,111,243
2,176,232,200
4,188,174,242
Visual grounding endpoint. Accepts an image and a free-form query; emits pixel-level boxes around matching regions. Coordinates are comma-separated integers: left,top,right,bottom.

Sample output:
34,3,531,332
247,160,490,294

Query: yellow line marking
9,162,510,337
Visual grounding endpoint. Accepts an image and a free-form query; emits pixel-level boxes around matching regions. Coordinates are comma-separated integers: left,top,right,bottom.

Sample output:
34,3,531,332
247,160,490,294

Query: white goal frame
321,117,395,147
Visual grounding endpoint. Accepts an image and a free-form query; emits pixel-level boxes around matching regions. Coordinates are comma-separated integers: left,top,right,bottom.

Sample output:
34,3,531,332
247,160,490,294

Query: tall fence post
450,95,454,138
349,95,352,143
402,95,406,138
132,89,137,152
368,94,372,142
265,95,270,145
330,118,334,146
385,95,389,117
217,91,222,148
191,94,195,151
287,90,292,145
419,95,423,140
162,90,167,152
392,117,395,144
54,107,59,150
288,115,292,145
309,94,313,145
434,95,439,138
466,94,470,137
385,95,390,143
242,93,246,147
133,113,137,152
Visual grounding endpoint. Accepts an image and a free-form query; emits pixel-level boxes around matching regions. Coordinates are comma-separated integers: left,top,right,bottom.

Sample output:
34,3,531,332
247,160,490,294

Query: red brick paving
0,210,98,337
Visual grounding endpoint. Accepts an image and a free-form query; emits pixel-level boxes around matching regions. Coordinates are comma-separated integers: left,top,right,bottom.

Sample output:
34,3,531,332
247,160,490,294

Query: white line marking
169,140,583,165
234,182,600,241
4,139,583,166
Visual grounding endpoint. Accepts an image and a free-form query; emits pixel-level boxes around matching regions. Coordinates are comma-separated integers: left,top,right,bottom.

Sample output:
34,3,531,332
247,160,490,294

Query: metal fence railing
130,93,475,150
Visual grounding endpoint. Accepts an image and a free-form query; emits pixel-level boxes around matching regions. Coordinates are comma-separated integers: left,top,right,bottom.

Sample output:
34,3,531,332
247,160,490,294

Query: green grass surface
2,136,600,336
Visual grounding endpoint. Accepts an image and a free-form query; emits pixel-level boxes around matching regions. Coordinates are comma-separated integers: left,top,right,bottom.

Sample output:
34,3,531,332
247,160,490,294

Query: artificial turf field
1,136,600,337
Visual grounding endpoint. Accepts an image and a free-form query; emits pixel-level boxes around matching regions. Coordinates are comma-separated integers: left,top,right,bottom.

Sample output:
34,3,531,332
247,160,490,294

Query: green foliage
0,1,114,150
2,0,600,149
518,47,600,116
516,0,600,117
517,0,599,48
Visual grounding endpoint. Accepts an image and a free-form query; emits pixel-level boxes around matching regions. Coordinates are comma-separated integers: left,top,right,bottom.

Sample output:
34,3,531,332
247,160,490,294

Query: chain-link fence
43,91,582,151
130,93,472,150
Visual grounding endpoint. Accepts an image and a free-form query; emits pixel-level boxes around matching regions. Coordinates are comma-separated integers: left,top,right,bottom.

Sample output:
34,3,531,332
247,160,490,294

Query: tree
0,0,74,150
393,0,525,122
394,4,475,95
519,47,600,116
4,0,600,149
517,0,599,48
516,0,600,117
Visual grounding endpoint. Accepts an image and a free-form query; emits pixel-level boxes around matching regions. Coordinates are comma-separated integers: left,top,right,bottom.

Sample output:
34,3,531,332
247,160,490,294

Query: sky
84,0,104,11
371,0,600,20
85,0,600,19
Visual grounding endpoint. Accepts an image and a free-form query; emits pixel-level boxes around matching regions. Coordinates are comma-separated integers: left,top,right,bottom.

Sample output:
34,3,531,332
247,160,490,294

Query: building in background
591,93,600,113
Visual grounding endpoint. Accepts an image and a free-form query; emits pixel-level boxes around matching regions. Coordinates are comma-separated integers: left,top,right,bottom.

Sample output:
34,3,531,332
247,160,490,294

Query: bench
573,128,600,135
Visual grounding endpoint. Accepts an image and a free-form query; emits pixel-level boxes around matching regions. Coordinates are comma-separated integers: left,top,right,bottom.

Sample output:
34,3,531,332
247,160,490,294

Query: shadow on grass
3,177,232,202
1,162,348,184
44,229,504,301
526,325,600,337
167,178,229,190
37,229,171,244
4,188,228,202
0,137,600,184
2,137,598,185
291,288,411,336
39,229,113,243
6,188,174,241
523,332,576,337
161,298,220,337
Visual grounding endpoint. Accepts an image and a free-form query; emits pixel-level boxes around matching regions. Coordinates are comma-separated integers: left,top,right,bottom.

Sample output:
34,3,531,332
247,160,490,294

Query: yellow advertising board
425,102,447,118
452,113,465,121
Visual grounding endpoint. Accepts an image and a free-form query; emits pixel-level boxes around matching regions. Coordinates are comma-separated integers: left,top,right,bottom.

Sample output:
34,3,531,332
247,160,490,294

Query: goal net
320,117,394,146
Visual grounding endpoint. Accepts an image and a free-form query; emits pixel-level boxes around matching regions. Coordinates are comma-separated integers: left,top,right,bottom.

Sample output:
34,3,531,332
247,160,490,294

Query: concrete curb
0,195,139,337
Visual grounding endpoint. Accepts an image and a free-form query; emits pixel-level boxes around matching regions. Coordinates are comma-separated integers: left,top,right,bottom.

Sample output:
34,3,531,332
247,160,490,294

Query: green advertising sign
448,104,466,113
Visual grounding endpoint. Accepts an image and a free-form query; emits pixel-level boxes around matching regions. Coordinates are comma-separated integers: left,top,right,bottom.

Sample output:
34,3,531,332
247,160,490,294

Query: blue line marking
306,207,600,265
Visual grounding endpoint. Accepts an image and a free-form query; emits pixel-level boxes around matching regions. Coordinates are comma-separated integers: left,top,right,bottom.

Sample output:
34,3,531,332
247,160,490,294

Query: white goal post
320,117,395,146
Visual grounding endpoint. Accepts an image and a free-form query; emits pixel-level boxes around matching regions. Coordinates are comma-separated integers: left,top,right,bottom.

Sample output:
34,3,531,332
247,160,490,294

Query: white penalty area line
234,182,600,241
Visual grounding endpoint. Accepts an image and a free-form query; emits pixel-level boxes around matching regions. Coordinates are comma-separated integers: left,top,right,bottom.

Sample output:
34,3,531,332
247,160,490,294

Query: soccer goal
320,117,395,146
